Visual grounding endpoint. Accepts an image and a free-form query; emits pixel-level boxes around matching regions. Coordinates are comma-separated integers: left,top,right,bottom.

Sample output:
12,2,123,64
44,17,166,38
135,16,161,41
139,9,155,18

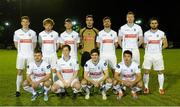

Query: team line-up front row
13,13,168,101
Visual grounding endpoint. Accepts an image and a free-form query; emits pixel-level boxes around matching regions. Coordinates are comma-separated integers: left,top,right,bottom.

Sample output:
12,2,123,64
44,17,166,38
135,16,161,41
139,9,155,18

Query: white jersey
27,61,51,81
84,59,108,80
13,29,37,57
39,30,59,56
115,62,140,81
144,30,166,54
118,24,143,49
96,29,118,55
56,56,79,81
59,31,80,59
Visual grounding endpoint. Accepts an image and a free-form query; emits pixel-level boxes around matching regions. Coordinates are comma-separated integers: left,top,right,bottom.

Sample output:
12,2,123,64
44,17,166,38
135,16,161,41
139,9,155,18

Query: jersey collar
63,56,71,62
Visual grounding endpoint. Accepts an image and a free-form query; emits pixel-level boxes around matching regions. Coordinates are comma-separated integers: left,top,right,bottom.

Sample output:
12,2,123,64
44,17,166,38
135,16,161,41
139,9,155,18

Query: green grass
0,49,180,106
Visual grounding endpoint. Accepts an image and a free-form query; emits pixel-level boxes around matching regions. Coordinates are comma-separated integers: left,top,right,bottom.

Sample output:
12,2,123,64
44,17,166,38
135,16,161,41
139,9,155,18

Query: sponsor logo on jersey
148,40,160,44
65,40,75,44
102,39,113,43
125,34,137,38
62,69,74,73
20,39,32,43
43,40,54,44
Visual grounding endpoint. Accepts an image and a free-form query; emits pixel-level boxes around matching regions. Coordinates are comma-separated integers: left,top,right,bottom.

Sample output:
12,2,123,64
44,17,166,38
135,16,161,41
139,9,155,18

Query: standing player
23,49,51,101
142,17,168,95
118,11,143,65
13,16,37,97
114,50,142,99
79,15,99,68
59,18,80,61
51,45,81,100
39,18,59,81
96,16,118,76
81,49,112,100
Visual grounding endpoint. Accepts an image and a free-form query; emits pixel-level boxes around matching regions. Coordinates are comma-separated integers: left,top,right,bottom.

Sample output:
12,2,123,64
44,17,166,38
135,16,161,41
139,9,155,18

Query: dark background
0,0,180,48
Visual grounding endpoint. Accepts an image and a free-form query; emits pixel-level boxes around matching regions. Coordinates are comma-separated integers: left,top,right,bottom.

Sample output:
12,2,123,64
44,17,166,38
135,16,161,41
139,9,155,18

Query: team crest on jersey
104,62,107,66
111,34,113,37
47,65,51,69
157,34,159,37
98,66,100,70
131,69,133,72
71,35,74,38
134,29,136,31
116,64,120,69
29,34,31,37
69,63,72,66
138,65,140,69
41,68,44,71
84,64,88,67
51,35,53,37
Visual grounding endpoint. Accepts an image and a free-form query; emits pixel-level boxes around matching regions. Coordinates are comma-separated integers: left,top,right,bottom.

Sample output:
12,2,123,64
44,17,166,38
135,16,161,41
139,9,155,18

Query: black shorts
81,51,91,67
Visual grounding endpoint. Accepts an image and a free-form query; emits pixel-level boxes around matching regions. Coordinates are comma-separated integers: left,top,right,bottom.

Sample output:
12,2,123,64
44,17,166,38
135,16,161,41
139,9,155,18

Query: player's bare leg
23,80,34,94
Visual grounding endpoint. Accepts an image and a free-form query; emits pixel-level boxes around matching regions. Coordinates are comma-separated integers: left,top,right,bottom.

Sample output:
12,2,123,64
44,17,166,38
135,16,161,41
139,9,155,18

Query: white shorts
54,78,79,88
142,53,164,71
100,54,117,69
43,54,58,69
122,48,140,65
16,55,34,69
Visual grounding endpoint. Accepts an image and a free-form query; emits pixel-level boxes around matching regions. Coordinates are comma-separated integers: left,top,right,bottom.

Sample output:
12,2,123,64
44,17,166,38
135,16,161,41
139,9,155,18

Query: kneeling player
81,49,112,100
113,50,142,99
23,49,52,101
51,45,81,100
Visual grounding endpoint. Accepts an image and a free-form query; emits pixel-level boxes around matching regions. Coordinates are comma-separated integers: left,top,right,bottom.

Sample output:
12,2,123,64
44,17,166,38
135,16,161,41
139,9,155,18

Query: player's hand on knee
31,82,38,89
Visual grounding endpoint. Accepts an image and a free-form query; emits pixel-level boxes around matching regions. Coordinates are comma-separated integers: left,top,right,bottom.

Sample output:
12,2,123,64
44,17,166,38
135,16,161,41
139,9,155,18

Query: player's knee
81,79,87,85
22,80,29,87
51,84,58,92
73,82,81,90
44,80,52,88
144,69,150,74
113,80,118,85
106,78,112,84
17,69,23,75
137,81,143,88
157,70,164,74
51,69,56,73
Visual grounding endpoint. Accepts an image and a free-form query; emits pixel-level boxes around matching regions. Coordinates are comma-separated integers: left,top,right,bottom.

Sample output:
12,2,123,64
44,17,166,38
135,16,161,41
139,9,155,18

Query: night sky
0,0,180,47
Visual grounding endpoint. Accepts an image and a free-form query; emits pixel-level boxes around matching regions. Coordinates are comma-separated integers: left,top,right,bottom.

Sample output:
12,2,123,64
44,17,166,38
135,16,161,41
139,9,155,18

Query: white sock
143,74,149,89
104,83,112,92
23,86,34,94
32,88,37,95
113,85,122,93
131,86,142,93
82,85,90,94
73,88,79,93
52,73,56,81
16,75,23,92
158,74,164,89
44,86,51,95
